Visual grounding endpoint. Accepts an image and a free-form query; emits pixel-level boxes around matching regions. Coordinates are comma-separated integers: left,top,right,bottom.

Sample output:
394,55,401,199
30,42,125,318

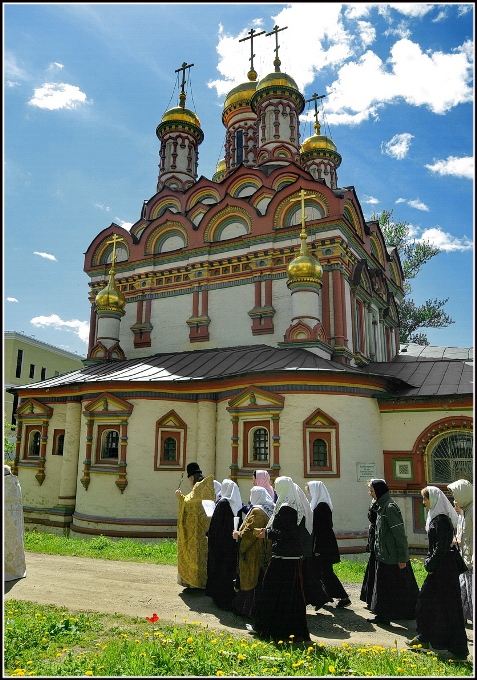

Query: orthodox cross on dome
290,189,309,233
305,92,327,135
265,24,287,72
175,61,194,108
239,28,266,80
105,233,125,269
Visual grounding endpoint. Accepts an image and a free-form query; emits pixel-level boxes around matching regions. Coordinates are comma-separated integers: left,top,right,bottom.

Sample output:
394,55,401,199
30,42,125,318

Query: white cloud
34,251,57,261
49,62,64,70
28,82,87,110
362,195,380,204
4,51,29,82
433,10,448,22
425,155,474,179
6,297,19,303
208,5,473,127
383,21,412,39
394,197,430,211
115,218,133,231
407,199,430,211
381,133,414,159
6,81,21,88
94,202,111,212
418,227,473,252
30,314,90,344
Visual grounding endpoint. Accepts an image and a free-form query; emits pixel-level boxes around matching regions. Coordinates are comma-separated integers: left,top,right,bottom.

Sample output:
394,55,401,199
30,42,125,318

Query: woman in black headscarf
367,478,419,625
360,497,378,609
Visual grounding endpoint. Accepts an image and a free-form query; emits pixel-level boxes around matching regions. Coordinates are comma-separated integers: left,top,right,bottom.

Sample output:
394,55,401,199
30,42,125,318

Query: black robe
252,505,311,642
205,499,239,610
416,514,468,657
306,502,348,600
360,501,378,607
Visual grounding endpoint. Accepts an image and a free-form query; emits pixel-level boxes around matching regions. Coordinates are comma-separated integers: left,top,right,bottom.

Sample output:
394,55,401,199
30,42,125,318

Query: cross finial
290,189,308,234
305,92,327,134
239,28,266,80
265,24,287,72
175,61,194,108
106,233,125,268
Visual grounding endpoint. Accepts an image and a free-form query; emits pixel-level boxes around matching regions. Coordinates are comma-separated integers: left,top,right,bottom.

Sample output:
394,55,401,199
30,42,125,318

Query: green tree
4,415,16,462
375,210,454,345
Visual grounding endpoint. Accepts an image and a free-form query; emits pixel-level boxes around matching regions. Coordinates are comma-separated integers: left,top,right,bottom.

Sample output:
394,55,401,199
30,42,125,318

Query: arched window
312,438,328,467
163,436,177,462
253,428,269,461
55,434,65,456
29,430,41,457
101,430,119,459
286,202,324,226
236,130,243,165
428,432,473,484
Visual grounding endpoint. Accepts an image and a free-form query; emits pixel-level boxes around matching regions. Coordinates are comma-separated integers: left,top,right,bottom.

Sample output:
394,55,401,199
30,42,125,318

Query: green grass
5,600,473,677
7,532,462,676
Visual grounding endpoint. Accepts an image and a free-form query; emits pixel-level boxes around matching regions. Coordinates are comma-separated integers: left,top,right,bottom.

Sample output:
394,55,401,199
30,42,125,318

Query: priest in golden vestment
175,462,215,589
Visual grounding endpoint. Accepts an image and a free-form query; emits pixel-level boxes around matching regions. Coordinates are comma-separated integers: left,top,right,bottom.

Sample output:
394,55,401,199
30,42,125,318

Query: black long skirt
370,559,419,620
416,551,468,657
302,556,333,608
360,551,376,608
252,557,311,642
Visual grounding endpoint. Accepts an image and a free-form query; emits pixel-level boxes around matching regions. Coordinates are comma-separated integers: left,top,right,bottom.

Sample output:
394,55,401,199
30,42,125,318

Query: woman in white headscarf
305,480,350,609
205,479,244,610
407,486,468,661
447,479,473,623
231,486,274,618
4,465,27,582
250,477,313,643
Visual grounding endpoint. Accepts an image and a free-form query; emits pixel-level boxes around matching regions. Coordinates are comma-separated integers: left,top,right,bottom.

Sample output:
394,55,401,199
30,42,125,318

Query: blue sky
4,2,474,357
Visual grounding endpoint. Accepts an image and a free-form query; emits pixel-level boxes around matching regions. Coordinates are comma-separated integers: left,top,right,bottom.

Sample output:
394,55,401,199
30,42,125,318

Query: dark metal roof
11,344,473,398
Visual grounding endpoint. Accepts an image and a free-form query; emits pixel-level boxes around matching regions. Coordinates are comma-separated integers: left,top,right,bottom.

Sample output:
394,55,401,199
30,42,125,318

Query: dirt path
4,552,473,656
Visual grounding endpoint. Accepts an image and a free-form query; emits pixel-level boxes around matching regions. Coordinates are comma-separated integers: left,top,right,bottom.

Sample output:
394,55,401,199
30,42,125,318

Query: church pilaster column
331,268,346,346
55,400,82,528
196,400,217,477
321,269,331,341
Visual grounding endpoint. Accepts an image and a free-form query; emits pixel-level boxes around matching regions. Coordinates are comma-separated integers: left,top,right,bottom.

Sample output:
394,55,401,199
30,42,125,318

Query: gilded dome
301,133,337,153
95,271,126,314
160,106,201,128
224,80,258,110
255,71,300,92
287,232,322,284
301,122,338,154
215,157,226,173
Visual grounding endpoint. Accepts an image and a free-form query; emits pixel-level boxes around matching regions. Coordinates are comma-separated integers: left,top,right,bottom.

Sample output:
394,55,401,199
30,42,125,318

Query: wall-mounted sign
357,463,376,482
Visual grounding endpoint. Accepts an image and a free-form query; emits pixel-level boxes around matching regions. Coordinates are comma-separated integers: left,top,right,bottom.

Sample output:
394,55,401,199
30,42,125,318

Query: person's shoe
367,615,390,625
336,597,351,608
433,648,468,661
406,637,429,650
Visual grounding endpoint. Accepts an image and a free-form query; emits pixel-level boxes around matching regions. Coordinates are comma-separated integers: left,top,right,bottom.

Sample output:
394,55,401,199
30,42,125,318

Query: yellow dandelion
187,637,194,644
85,672,94,677
237,654,246,660
26,662,33,666
41,638,48,644
139,653,146,658
144,631,150,637
216,671,224,676
56,653,62,658
329,665,336,673
397,668,404,673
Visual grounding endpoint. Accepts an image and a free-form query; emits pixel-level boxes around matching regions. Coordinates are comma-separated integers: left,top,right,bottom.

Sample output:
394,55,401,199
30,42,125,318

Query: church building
10,31,473,553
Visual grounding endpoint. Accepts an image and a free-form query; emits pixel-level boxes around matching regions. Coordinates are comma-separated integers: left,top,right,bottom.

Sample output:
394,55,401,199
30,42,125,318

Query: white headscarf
425,485,459,532
220,479,243,517
248,485,275,519
267,476,313,533
213,480,222,501
307,480,333,511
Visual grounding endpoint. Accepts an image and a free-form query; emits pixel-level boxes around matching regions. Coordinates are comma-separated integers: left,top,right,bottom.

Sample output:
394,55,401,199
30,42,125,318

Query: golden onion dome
216,157,226,173
255,70,300,93
224,79,258,111
287,231,323,284
160,106,201,128
95,270,126,313
301,122,337,153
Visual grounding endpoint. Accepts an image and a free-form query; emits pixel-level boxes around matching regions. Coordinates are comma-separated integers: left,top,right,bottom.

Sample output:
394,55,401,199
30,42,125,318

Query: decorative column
55,400,82,526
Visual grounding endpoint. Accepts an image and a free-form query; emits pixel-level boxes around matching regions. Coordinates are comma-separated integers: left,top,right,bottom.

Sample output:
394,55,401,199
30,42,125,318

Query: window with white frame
427,431,473,484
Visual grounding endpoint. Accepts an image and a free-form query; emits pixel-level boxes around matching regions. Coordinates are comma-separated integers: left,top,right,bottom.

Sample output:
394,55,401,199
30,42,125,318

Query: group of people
361,477,472,661
175,464,473,657
175,464,352,643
